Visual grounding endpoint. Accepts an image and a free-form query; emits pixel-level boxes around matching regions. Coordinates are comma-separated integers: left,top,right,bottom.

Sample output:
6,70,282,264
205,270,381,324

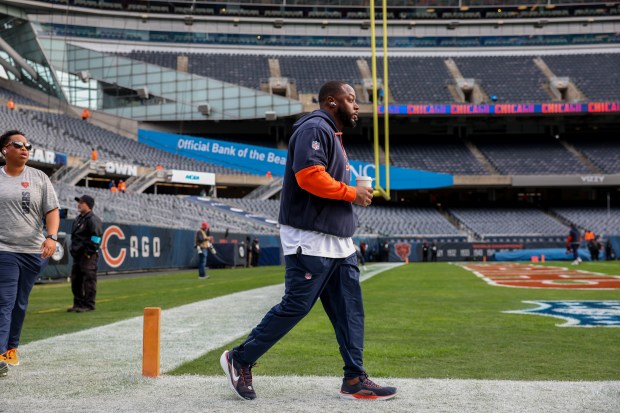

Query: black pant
71,253,98,310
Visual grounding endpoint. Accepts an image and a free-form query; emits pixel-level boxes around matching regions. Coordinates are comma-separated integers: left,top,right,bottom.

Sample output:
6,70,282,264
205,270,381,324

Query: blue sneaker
340,374,397,400
220,350,256,400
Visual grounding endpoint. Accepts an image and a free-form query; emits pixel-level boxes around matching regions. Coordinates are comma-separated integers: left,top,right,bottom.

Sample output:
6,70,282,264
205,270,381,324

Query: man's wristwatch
46,234,58,241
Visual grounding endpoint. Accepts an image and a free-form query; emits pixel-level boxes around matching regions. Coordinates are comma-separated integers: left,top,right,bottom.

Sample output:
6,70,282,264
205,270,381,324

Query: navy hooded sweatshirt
278,109,358,238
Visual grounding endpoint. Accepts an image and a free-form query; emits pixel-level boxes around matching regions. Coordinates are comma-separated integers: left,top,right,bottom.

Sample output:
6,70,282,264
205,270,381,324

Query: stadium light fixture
136,87,150,99
447,21,459,30
198,104,211,116
535,19,548,28
77,70,91,82
184,16,193,26
265,111,277,121
361,21,370,29
273,19,284,28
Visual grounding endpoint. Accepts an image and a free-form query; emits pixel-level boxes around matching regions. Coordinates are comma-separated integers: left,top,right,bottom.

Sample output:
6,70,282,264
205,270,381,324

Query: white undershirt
280,224,355,258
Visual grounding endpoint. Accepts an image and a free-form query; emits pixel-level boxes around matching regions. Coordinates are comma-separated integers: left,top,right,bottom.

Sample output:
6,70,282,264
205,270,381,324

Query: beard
337,106,357,128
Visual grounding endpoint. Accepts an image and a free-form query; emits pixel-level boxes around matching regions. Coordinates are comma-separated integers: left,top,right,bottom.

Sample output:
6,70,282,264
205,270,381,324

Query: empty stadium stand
452,56,550,103
474,138,593,175
54,183,279,234
389,139,488,175
551,207,620,236
0,101,244,175
30,0,620,20
124,51,269,91
449,208,569,241
568,137,620,174
354,205,466,240
122,52,620,105
543,54,620,101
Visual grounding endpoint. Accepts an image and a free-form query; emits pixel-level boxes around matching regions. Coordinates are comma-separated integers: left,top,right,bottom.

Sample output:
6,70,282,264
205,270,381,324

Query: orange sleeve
295,165,356,202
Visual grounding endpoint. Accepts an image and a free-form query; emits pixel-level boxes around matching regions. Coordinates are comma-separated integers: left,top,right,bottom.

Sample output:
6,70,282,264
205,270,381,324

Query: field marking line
5,264,402,401
5,262,620,412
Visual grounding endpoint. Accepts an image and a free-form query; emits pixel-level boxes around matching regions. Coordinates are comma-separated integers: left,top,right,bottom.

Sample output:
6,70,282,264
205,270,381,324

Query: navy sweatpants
0,252,46,354
233,252,366,379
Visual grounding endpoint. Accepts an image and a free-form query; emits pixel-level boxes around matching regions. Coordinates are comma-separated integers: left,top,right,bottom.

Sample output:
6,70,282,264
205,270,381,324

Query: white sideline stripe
4,264,405,410
5,262,619,412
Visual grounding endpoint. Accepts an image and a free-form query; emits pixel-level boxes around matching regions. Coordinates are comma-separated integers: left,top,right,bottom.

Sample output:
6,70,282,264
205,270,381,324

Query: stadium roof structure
0,2,303,121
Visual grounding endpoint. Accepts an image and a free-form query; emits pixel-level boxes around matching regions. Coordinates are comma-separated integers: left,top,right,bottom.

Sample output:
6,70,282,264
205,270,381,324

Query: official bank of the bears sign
506,301,620,327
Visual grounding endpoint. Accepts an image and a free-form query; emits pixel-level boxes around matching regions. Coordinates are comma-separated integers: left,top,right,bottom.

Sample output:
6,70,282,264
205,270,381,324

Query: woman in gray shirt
0,130,59,377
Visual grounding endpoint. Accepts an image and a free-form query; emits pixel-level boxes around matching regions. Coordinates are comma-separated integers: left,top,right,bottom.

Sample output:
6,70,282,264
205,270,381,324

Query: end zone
460,263,620,290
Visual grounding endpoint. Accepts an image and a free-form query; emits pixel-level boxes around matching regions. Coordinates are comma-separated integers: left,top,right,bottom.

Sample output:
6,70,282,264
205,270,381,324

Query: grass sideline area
23,262,620,381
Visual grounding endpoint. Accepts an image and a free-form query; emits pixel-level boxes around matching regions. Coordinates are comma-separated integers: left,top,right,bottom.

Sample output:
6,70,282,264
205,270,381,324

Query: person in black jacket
251,238,260,267
68,195,103,313
431,240,438,262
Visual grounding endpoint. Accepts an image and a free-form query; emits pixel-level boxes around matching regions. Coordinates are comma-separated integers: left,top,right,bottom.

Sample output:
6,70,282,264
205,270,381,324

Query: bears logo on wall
394,243,411,262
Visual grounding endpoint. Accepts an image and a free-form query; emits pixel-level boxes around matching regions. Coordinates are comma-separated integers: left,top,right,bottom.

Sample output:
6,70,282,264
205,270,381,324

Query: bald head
318,81,359,130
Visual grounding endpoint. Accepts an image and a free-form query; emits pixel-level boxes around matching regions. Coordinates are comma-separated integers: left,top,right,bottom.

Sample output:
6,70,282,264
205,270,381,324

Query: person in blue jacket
220,81,397,401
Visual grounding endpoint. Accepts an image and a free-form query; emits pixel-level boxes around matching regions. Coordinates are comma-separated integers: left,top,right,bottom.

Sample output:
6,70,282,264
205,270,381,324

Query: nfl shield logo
506,301,620,327
21,182,29,189
311,140,320,151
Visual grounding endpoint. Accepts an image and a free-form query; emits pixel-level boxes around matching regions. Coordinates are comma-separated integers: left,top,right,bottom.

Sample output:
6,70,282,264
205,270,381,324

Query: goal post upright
369,0,391,201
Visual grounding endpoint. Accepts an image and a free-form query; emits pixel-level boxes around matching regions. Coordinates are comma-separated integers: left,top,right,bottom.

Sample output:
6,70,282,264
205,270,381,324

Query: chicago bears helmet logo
394,243,411,261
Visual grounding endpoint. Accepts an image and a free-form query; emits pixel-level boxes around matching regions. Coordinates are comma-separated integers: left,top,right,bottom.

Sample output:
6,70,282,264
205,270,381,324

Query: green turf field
23,262,620,381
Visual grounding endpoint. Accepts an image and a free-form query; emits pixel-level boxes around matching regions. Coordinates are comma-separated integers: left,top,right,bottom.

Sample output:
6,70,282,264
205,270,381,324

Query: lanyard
335,132,349,164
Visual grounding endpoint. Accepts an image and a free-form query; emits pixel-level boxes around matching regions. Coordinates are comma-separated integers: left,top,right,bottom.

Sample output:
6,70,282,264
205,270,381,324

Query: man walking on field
220,81,397,401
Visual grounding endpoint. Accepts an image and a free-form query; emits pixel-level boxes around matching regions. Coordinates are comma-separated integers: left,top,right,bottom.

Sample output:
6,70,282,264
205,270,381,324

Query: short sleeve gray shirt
0,165,59,253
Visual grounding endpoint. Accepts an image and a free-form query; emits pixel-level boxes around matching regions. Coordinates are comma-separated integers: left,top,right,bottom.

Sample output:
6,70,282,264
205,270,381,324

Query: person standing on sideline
250,238,261,267
422,241,429,262
566,224,582,265
117,179,126,193
430,240,438,262
592,235,602,261
195,222,213,279
245,236,252,267
0,130,59,375
68,195,103,313
381,239,390,262
220,81,397,401
354,243,368,271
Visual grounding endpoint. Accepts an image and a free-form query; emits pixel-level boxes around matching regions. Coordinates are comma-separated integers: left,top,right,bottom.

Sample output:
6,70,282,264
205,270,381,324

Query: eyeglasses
5,141,33,151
